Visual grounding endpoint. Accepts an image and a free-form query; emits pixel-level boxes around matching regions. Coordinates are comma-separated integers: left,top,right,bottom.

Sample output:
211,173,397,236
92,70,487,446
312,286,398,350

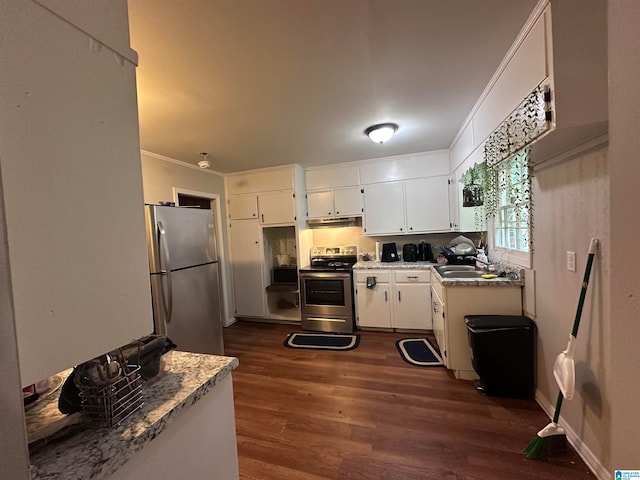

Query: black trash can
465,315,536,398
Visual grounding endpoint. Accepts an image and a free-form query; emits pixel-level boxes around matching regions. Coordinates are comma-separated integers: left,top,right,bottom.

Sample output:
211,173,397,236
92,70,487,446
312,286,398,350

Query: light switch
567,251,576,272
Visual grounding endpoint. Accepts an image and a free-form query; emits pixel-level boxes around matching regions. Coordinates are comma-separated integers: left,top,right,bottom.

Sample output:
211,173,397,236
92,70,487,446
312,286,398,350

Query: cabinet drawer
394,270,431,283
354,270,390,284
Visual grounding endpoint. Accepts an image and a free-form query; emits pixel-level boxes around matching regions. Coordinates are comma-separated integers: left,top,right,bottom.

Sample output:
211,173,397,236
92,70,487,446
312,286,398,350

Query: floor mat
396,338,444,367
284,332,360,351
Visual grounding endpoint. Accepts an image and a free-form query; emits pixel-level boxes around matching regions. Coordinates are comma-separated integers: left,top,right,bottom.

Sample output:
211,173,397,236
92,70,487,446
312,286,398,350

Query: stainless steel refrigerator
145,205,224,355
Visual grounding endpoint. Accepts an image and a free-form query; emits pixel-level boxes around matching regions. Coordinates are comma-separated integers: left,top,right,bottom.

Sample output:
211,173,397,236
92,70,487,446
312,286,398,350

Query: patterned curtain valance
483,84,551,167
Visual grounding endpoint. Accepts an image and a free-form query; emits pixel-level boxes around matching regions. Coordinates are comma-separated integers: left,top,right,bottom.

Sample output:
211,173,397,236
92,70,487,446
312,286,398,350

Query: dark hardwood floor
223,321,593,479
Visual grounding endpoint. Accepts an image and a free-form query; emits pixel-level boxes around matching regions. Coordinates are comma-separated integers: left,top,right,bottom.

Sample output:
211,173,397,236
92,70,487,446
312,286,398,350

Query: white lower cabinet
431,275,522,380
393,270,433,330
355,269,432,330
354,270,392,328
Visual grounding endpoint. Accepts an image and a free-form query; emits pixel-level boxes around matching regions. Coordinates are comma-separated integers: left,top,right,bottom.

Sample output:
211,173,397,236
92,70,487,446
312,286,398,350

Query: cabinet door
363,182,405,235
306,190,334,218
228,195,258,220
334,186,363,216
431,285,447,367
405,176,451,232
355,283,392,328
258,191,295,224
229,219,265,317
449,178,460,230
394,283,432,330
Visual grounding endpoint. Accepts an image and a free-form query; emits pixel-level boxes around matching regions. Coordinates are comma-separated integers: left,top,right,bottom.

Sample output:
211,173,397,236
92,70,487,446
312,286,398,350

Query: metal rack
79,365,143,427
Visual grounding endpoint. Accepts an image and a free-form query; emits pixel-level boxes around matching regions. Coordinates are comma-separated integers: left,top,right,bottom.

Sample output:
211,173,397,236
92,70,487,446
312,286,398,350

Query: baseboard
534,390,609,480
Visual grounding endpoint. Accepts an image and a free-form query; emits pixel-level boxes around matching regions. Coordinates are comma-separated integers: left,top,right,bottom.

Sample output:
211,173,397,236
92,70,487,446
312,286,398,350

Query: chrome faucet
470,256,495,271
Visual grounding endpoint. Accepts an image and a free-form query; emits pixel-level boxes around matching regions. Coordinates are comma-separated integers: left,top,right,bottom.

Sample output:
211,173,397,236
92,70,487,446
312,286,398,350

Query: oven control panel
311,246,357,257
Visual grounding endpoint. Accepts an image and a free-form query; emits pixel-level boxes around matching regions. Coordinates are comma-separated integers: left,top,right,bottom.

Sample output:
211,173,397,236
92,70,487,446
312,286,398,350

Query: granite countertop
353,260,437,269
27,351,238,480
353,261,524,287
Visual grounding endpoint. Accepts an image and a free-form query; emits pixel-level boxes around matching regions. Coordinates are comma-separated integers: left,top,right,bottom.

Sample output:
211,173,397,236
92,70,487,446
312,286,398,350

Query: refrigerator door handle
157,221,174,323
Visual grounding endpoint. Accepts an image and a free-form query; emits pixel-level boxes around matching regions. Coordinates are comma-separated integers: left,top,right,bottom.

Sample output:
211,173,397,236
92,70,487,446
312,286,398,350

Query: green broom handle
552,390,564,424
570,238,598,339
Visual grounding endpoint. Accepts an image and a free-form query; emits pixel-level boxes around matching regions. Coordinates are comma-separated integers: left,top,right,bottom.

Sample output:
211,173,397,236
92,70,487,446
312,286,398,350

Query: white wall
532,147,611,472
608,0,640,470
0,174,30,480
140,152,235,326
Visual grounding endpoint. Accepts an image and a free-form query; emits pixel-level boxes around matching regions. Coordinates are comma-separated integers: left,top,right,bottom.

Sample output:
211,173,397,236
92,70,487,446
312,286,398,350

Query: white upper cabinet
307,186,363,219
305,165,359,190
363,182,406,235
226,165,302,226
405,176,451,233
226,166,295,195
305,165,362,219
359,150,449,184
363,178,451,236
333,187,363,216
228,194,258,220
258,191,296,224
307,190,334,218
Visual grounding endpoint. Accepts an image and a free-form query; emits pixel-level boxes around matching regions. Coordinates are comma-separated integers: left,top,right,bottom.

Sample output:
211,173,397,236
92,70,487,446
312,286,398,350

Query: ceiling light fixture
364,123,399,144
198,152,210,169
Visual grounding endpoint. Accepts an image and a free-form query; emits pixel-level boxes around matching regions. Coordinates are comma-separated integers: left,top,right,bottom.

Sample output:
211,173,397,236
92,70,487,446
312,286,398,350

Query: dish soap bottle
476,248,488,269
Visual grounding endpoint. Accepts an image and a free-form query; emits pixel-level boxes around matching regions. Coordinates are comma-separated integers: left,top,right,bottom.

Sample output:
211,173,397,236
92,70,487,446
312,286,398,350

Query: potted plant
459,164,484,207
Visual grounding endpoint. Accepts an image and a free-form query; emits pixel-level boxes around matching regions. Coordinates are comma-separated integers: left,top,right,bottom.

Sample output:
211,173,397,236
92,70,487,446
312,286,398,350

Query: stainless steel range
299,246,358,333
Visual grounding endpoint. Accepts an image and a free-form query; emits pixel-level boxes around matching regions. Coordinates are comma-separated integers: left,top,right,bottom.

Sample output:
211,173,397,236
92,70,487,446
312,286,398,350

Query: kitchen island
27,352,239,480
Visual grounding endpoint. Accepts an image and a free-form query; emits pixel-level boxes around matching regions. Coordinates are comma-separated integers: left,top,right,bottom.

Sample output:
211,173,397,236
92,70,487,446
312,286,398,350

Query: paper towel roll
375,241,381,261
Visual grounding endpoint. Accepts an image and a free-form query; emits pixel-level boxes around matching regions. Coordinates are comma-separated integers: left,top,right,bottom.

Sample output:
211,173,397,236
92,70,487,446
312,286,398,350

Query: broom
523,238,598,459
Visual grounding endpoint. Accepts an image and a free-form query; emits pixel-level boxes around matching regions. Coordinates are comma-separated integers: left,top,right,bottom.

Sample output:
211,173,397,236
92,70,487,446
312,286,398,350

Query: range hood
307,217,360,228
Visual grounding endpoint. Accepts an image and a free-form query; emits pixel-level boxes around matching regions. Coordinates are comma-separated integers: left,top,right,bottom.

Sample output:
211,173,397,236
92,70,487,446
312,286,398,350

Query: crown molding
141,150,224,176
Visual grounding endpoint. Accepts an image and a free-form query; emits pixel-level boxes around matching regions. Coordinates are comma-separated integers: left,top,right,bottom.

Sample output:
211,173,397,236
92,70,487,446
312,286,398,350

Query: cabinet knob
336,211,339,214
399,227,403,232
409,227,413,231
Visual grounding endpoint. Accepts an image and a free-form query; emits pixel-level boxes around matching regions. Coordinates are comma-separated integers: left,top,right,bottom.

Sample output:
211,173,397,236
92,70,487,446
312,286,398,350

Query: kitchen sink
434,265,476,272
440,270,485,279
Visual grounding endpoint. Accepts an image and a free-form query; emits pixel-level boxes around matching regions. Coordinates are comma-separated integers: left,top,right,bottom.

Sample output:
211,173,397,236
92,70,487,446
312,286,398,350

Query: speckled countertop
27,352,238,480
353,260,437,270
353,261,524,287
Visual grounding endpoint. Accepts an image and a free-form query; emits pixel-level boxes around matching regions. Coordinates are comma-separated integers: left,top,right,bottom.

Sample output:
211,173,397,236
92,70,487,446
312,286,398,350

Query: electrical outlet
567,251,576,272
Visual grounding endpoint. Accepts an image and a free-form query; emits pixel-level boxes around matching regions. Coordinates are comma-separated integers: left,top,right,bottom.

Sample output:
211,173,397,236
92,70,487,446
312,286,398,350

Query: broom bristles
523,432,568,459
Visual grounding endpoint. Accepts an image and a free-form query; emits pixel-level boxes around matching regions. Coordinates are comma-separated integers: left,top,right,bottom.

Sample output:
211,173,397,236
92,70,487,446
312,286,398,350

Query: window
491,149,531,267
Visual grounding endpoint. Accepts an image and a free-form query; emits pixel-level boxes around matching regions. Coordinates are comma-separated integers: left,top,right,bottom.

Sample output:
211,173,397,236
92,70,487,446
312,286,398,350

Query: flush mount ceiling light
364,123,399,144
198,152,210,169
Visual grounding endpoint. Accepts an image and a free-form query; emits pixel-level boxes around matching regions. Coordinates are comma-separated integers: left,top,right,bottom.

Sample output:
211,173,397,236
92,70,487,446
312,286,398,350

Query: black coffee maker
417,241,433,262
381,243,399,262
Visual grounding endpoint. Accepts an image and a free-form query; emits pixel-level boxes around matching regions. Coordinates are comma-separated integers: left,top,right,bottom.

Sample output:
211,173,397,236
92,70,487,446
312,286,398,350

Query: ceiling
128,0,537,174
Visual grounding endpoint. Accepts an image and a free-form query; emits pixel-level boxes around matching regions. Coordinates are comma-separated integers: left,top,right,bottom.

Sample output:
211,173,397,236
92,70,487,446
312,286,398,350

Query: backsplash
309,226,484,261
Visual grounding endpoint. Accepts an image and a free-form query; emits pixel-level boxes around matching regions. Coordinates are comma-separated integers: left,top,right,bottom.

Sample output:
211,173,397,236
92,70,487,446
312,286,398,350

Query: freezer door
147,205,217,272
162,262,224,355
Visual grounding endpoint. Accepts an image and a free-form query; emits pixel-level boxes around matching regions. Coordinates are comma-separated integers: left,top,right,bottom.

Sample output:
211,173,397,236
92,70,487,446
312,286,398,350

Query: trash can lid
464,315,534,329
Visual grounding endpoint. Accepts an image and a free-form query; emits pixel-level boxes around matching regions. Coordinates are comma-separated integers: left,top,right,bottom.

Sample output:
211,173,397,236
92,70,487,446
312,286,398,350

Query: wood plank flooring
223,321,593,479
